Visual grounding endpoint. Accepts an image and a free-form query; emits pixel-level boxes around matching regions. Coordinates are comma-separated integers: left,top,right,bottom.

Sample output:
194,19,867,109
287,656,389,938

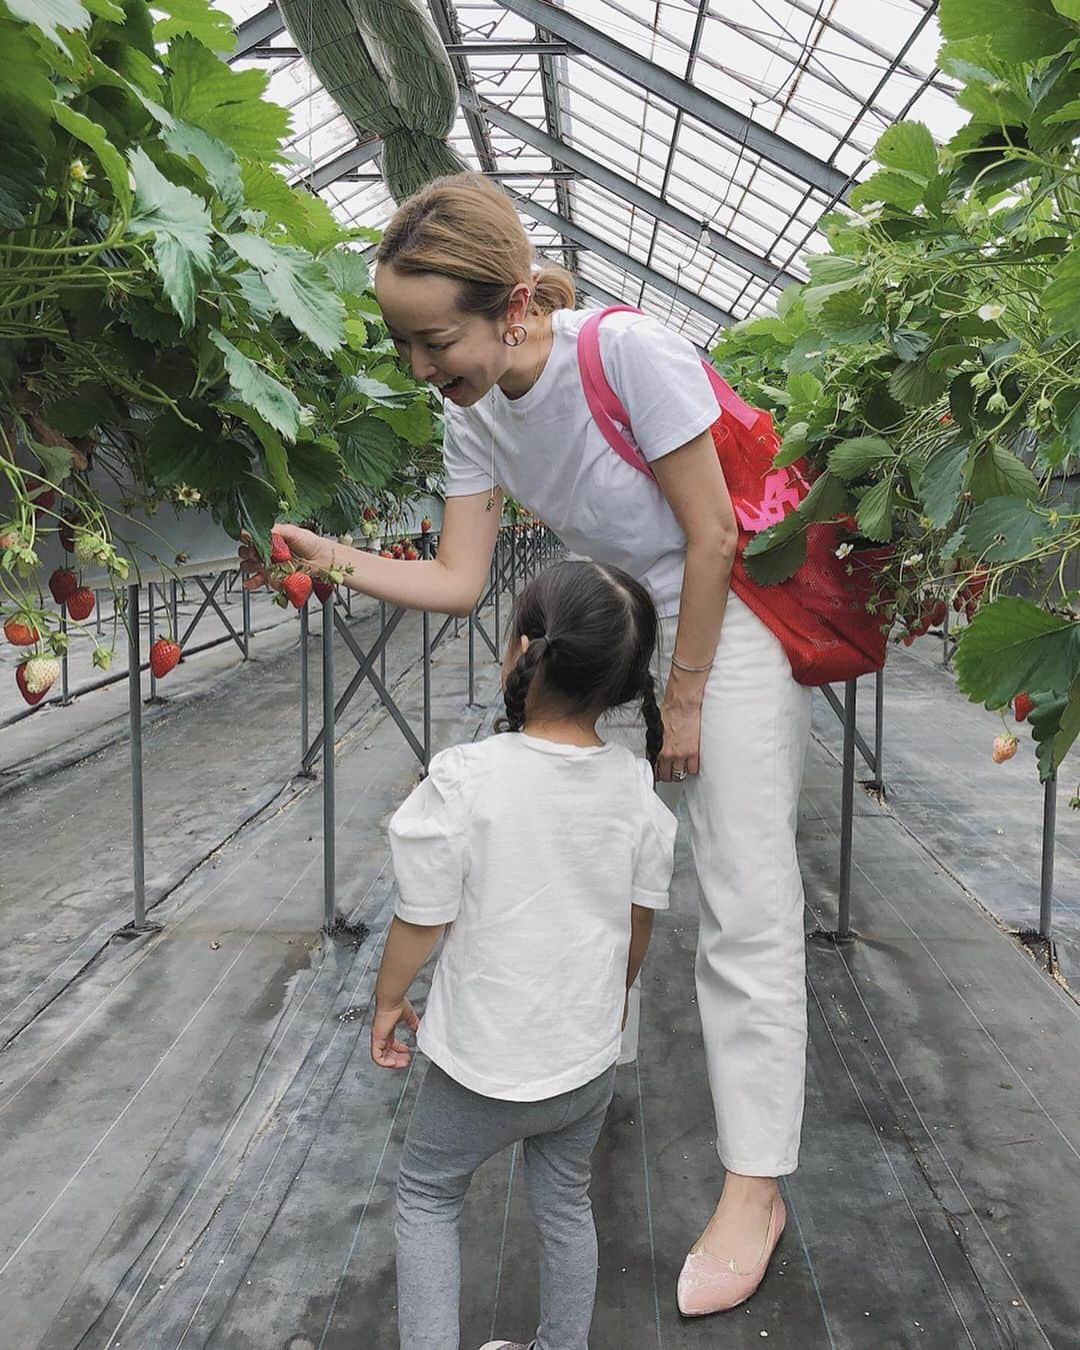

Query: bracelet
670,653,714,674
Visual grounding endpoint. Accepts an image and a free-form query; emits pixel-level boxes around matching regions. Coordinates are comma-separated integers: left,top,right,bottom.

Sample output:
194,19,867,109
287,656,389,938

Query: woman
240,172,810,1317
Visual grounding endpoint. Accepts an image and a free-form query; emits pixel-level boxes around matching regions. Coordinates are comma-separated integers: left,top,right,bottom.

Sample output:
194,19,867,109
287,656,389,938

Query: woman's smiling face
374,265,527,407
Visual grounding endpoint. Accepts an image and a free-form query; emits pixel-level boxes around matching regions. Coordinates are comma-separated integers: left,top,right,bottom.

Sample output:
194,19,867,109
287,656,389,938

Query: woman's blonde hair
375,172,576,320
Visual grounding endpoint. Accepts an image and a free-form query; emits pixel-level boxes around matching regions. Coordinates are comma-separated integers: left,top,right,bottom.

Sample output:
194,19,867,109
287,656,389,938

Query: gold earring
503,324,527,348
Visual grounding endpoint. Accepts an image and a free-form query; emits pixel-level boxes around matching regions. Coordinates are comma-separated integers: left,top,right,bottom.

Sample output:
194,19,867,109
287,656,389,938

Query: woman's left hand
657,690,703,783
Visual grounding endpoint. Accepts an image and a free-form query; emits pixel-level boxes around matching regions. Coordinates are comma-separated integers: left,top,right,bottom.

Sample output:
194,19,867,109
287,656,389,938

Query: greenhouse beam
511,195,735,330
470,95,801,291
498,0,851,200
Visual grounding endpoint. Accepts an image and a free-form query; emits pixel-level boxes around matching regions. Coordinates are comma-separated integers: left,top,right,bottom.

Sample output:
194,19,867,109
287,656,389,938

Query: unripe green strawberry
23,655,60,694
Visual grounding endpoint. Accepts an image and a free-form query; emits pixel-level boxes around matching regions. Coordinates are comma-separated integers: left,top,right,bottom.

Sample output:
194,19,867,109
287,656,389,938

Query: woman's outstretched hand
238,523,331,591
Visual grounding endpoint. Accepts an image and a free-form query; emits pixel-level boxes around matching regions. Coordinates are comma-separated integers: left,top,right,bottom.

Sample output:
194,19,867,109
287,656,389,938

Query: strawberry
283,571,312,608
404,545,420,561
4,615,39,646
73,530,103,567
362,506,378,523
16,663,47,706
59,520,75,552
1014,692,1034,723
65,587,95,621
379,549,394,558
49,568,78,604
149,637,181,679
313,578,334,604
928,601,947,627
33,487,56,516
992,733,1018,764
22,655,59,695
420,517,432,533
270,530,291,564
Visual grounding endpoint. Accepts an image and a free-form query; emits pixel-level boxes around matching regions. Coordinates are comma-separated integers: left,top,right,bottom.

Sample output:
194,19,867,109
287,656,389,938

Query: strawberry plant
712,0,1080,792
0,0,441,688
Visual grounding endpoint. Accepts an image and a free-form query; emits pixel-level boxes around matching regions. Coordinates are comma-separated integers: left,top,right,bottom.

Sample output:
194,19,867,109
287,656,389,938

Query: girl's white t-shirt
442,307,719,618
389,733,678,1101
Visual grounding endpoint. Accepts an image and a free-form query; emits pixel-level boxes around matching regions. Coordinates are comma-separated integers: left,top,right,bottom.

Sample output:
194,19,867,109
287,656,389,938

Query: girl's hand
370,998,420,1070
657,687,703,782
238,523,333,591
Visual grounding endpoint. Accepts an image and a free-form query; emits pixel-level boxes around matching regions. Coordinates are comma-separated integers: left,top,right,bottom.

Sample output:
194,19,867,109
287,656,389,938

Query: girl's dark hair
498,560,664,773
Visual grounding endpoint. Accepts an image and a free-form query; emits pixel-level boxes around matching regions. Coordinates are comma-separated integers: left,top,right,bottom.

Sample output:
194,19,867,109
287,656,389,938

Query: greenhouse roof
224,0,964,348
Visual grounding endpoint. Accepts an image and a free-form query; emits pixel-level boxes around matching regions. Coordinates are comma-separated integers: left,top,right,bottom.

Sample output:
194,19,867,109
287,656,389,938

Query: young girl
370,560,677,1350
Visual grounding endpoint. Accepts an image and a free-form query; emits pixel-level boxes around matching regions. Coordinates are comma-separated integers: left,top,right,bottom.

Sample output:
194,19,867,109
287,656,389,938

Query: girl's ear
505,281,532,326
519,634,531,657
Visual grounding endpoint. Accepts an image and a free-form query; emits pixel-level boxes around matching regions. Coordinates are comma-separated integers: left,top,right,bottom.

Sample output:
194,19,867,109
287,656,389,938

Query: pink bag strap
576,305,763,483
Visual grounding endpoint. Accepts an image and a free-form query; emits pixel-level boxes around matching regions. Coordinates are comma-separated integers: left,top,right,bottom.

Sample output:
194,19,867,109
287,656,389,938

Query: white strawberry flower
835,542,854,560
902,553,924,568
978,303,1004,321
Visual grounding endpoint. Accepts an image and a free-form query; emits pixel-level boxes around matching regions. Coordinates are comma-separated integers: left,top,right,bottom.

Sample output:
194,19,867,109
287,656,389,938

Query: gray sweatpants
396,1060,617,1350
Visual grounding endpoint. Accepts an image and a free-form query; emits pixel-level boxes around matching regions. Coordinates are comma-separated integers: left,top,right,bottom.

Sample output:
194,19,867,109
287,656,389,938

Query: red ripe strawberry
1014,692,1034,723
391,543,405,560
404,545,419,561
66,587,95,621
362,506,378,522
992,733,1018,764
420,517,432,533
928,601,947,627
49,568,78,604
4,616,39,646
379,549,394,558
16,663,47,706
270,530,291,564
149,637,181,679
313,578,334,604
283,571,312,608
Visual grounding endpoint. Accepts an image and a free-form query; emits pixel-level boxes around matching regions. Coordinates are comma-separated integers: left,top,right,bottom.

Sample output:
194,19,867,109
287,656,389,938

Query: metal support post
379,600,387,686
299,600,311,775
127,584,147,929
322,590,336,931
810,678,858,948
468,608,476,705
1040,773,1058,940
59,610,71,705
242,584,251,659
147,581,157,701
171,580,180,655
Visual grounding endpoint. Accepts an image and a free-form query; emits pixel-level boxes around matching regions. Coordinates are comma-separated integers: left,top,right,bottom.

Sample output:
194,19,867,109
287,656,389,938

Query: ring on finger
672,767,688,781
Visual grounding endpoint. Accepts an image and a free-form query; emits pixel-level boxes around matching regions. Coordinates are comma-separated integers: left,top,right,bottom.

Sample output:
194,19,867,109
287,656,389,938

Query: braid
500,640,547,733
641,672,665,777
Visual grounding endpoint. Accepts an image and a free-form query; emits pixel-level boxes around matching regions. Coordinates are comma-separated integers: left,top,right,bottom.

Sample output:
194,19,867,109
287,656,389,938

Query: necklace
486,322,552,512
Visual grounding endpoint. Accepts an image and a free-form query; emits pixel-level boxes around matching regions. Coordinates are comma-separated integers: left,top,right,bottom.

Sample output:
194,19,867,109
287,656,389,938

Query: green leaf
945,0,1076,61
151,0,236,53
1044,97,1080,125
373,398,434,448
890,328,932,362
217,399,296,505
338,415,406,488
52,101,132,212
44,383,118,435
786,371,822,411
953,597,1080,710
147,404,251,494
967,443,1040,503
804,255,863,286
873,121,937,179
286,437,346,518
774,420,809,468
1033,680,1080,778
322,246,372,296
961,496,1057,563
927,343,981,372
167,36,285,158
795,470,848,523
128,146,213,329
827,436,896,480
742,515,808,585
226,233,345,355
849,170,925,213
162,119,242,206
6,0,90,50
919,441,969,528
1050,0,1080,17
889,355,948,407
815,289,883,344
1044,249,1080,338
855,479,895,542
0,121,46,228
209,330,301,441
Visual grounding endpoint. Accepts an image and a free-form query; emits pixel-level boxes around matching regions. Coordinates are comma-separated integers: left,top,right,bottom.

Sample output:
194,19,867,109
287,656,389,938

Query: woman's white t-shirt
389,733,678,1101
442,307,719,617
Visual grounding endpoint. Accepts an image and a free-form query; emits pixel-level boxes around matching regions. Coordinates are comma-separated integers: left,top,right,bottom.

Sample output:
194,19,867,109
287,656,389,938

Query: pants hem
717,1148,798,1178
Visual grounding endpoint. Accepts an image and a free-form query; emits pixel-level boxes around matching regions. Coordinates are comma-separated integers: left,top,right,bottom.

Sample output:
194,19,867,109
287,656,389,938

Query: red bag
577,306,890,686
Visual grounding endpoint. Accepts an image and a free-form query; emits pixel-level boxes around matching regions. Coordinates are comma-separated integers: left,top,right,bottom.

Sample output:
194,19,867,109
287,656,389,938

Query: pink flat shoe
676,1194,786,1317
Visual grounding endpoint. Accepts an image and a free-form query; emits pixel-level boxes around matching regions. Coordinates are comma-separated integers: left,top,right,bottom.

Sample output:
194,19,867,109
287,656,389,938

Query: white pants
607,593,812,1177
